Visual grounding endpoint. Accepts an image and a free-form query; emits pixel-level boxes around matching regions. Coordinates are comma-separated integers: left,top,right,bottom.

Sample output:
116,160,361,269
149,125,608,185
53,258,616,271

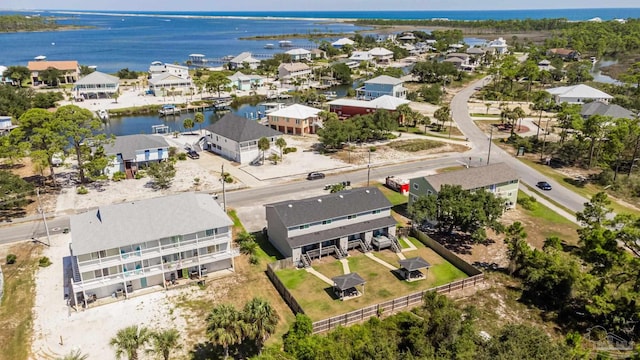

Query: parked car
307,172,325,180
187,149,199,159
536,181,552,190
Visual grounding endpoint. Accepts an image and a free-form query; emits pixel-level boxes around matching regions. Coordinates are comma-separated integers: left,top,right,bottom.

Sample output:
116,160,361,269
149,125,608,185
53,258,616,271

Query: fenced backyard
265,228,486,334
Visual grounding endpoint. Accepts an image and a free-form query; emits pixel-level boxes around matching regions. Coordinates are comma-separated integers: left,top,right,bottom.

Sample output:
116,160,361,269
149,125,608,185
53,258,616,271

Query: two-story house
278,63,312,84
227,72,264,91
285,48,312,62
204,113,282,164
267,103,322,135
149,61,190,79
265,187,397,266
229,52,261,70
27,60,80,86
368,47,394,63
73,71,120,100
69,193,237,306
408,163,519,210
356,75,407,100
102,134,170,179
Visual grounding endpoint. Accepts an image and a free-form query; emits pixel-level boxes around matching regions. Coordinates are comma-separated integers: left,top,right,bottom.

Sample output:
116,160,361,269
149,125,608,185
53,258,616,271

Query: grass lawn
278,248,468,320
516,191,580,246
0,243,41,360
376,183,408,206
519,158,640,216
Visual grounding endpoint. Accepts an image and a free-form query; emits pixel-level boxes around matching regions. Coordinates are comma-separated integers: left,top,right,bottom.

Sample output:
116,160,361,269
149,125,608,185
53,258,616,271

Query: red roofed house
328,95,410,119
27,60,80,86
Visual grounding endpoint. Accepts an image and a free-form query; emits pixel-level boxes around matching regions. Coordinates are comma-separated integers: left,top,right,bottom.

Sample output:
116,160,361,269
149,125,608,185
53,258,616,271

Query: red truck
385,176,409,195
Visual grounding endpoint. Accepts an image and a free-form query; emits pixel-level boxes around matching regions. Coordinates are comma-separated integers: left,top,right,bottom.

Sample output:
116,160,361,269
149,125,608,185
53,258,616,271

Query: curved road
451,77,587,213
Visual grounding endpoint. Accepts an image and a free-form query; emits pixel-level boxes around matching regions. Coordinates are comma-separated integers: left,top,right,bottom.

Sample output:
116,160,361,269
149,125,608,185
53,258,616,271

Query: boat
323,91,337,100
264,43,275,49
278,40,293,48
159,104,181,116
97,109,109,121
34,55,46,61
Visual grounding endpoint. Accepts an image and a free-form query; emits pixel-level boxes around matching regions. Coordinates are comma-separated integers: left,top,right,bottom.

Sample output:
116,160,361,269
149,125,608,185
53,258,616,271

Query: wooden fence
410,227,482,276
266,261,305,315
311,274,484,334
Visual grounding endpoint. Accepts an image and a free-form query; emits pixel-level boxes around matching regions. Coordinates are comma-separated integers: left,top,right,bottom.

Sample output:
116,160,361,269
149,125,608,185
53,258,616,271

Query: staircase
71,256,81,283
300,253,312,268
389,234,402,253
334,245,348,259
360,239,372,253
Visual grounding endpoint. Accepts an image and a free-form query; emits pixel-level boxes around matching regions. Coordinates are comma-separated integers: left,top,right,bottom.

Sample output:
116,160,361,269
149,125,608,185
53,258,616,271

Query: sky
2,0,640,12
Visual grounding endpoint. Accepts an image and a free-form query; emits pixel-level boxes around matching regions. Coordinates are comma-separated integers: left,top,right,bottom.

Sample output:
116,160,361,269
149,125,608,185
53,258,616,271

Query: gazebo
332,273,366,301
398,257,431,282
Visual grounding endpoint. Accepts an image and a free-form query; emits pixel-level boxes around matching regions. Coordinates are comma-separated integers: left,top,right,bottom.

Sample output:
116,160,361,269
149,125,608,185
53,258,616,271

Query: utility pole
36,188,51,247
486,126,493,166
221,164,226,212
366,150,371,187
540,117,550,162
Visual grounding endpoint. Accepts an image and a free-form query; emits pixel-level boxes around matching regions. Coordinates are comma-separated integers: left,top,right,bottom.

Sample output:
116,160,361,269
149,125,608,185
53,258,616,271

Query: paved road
451,77,588,214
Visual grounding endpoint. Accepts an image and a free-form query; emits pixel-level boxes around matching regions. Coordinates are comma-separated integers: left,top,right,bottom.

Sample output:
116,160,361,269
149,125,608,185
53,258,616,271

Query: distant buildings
331,37,355,48
368,47,394,63
580,101,635,120
328,95,410,119
547,48,581,61
357,75,407,100
488,37,509,55
546,84,613,104
408,163,519,210
27,60,79,86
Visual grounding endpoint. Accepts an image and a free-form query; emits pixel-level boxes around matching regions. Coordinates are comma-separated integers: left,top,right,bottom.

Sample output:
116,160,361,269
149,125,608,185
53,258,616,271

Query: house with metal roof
357,75,407,100
27,60,79,85
328,95,410,119
580,101,635,120
368,47,394,63
349,51,374,63
331,37,355,48
73,71,120,99
285,48,311,62
408,163,519,209
148,61,190,79
204,113,282,164
546,84,613,104
69,193,237,307
265,187,398,266
147,73,193,97
102,134,170,179
227,71,264,91
266,103,323,135
229,52,261,70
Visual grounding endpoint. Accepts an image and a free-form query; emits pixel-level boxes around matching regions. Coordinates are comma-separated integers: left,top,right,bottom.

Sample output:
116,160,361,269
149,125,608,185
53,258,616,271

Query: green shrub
38,256,52,267
249,254,260,265
283,147,297,154
369,146,377,152
77,186,88,195
6,254,16,264
224,175,233,183
517,195,538,211
134,170,146,179
168,146,178,157
177,153,187,161
112,171,126,181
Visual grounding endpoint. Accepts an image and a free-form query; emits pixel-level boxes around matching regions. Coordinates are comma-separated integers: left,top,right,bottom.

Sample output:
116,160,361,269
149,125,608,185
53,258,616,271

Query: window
427,190,432,195
348,214,357,220
205,229,215,237
372,210,381,214
413,183,419,190
322,219,332,225
299,224,310,229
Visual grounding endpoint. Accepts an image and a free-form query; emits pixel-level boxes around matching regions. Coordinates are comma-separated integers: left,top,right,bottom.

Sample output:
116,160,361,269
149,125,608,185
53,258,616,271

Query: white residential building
368,47,394,63
149,61,190,79
331,37,355,48
73,71,120,99
488,37,509,55
101,134,170,179
278,62,312,83
285,48,311,62
148,73,193,97
69,193,237,306
546,84,613,104
229,52,261,70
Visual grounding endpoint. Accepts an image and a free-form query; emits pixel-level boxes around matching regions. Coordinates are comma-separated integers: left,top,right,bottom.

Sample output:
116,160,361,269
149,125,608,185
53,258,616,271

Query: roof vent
339,195,344,198
318,199,322,202
365,190,370,193
288,204,293,208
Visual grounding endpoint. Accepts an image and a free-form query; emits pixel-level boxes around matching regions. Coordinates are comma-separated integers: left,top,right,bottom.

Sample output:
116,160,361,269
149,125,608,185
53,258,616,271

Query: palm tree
194,112,205,134
183,118,195,134
207,304,245,359
149,328,181,360
243,297,279,354
258,137,270,165
433,105,450,132
57,349,89,360
110,325,151,360
275,137,287,161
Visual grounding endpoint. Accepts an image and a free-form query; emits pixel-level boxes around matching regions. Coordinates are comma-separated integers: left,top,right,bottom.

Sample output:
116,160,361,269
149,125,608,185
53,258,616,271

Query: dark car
307,172,325,180
536,181,552,190
187,149,199,159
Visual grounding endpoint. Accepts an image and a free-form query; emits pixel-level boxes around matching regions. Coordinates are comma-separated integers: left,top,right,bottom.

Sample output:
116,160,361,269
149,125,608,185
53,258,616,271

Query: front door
140,277,147,288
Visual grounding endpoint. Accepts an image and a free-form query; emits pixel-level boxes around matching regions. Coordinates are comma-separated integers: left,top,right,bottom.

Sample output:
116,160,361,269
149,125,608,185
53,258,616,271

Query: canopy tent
398,257,431,281
332,273,366,300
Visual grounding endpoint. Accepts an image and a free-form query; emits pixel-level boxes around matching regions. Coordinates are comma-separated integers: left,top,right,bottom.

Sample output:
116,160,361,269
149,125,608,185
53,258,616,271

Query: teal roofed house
408,163,519,210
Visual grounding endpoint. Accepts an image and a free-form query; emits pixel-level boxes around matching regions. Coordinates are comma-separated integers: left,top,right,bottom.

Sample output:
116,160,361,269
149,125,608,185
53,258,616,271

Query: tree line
0,15,71,32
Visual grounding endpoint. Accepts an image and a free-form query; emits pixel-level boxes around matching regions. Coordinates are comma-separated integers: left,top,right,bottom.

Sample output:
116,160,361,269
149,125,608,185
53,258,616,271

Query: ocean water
1,8,639,73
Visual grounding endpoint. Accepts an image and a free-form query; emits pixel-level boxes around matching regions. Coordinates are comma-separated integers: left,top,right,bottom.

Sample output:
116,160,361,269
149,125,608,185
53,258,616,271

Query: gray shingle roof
332,272,366,290
581,101,635,119
102,134,169,160
205,113,282,142
70,193,233,255
422,163,518,191
266,187,392,228
286,216,397,248
364,75,403,85
399,257,431,271
75,71,119,85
